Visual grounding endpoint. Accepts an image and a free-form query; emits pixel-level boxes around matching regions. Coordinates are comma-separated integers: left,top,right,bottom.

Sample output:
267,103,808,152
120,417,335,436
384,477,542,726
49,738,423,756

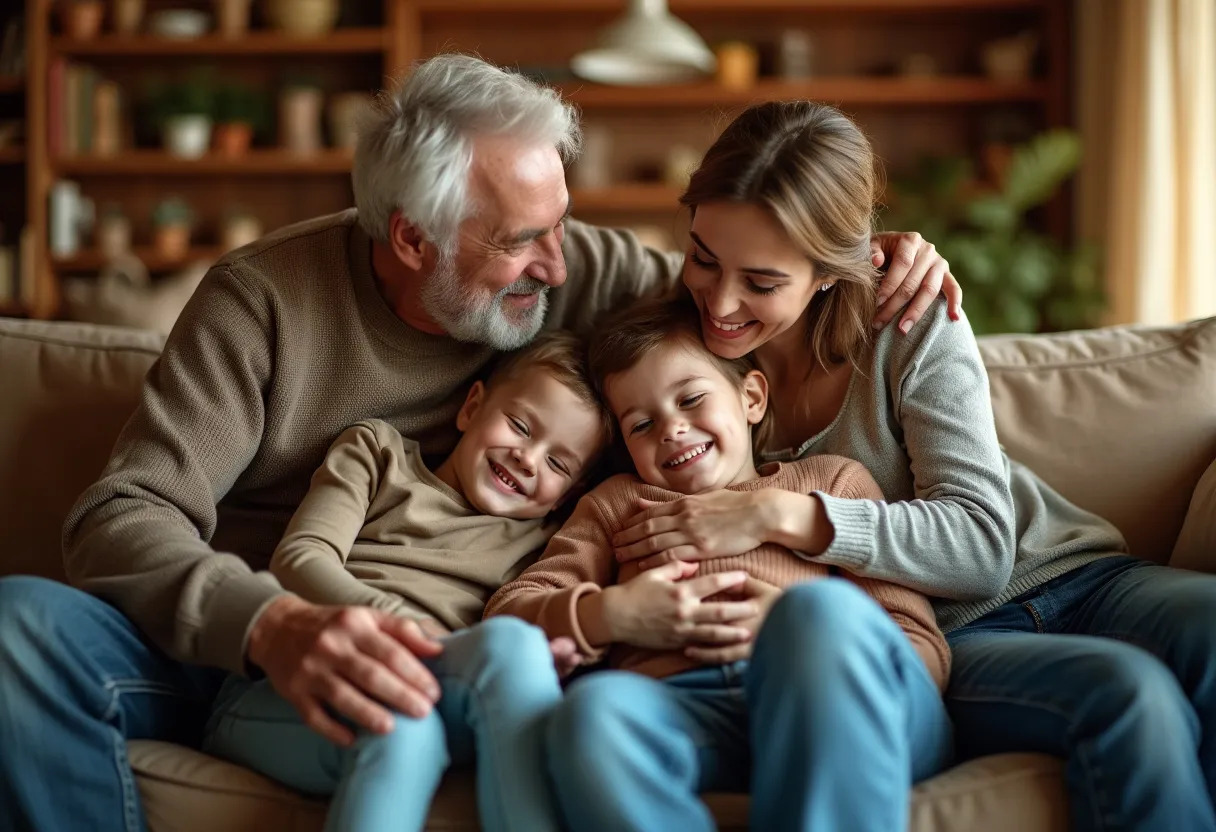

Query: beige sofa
3,314,1215,832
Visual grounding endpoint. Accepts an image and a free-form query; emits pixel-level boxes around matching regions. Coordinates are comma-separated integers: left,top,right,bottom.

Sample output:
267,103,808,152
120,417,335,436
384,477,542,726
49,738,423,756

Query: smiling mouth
707,316,756,336
664,442,712,469
489,460,523,494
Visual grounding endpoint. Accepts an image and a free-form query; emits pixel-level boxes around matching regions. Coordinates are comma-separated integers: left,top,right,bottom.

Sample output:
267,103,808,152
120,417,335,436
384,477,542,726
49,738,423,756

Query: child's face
448,370,605,519
603,337,767,495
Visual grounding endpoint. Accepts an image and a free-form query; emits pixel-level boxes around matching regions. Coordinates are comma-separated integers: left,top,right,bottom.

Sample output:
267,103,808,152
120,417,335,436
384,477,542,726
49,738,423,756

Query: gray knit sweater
763,300,1128,632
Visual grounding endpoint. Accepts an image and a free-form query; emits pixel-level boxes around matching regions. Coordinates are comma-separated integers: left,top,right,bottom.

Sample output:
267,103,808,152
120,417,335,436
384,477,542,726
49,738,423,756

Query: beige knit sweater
62,209,681,674
270,420,554,632
486,456,951,690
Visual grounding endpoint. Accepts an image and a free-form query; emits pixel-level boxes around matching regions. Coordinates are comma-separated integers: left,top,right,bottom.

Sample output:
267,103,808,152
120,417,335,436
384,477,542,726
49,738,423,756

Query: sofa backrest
0,319,164,581
1,315,1213,583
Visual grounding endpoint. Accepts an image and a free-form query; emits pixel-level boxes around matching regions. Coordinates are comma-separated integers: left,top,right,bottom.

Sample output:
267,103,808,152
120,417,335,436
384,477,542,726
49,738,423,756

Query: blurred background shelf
50,29,387,57
54,246,226,273
0,75,23,93
0,147,24,164
564,78,1049,109
55,150,355,176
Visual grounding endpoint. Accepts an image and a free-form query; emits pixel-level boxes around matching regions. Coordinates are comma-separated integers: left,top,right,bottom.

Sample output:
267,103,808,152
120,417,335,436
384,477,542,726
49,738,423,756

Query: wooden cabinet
12,0,1069,320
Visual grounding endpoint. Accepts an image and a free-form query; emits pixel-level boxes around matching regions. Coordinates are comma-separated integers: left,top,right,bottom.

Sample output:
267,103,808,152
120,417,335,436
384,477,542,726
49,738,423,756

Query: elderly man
0,54,955,831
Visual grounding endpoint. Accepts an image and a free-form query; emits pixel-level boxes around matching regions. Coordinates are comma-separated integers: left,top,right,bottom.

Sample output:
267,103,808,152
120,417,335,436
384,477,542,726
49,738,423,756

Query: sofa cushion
978,316,1216,561
0,319,164,581
129,741,1066,832
1171,454,1216,573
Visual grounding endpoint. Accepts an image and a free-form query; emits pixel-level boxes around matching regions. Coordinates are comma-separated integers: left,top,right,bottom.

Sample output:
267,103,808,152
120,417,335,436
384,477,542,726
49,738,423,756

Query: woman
590,100,1216,831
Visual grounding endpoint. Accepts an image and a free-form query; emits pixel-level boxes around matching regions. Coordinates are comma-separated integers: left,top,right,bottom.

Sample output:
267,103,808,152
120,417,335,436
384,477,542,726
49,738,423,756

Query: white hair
352,54,582,256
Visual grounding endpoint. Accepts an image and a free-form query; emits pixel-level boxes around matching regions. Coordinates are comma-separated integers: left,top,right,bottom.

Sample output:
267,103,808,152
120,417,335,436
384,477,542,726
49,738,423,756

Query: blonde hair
680,101,881,372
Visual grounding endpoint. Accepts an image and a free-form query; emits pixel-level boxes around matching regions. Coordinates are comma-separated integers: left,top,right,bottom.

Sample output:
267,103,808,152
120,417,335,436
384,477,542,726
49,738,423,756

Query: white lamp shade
571,0,716,86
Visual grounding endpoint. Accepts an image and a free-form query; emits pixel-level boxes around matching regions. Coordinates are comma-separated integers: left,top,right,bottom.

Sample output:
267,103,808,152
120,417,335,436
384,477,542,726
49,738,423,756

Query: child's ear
455,381,486,431
742,370,769,426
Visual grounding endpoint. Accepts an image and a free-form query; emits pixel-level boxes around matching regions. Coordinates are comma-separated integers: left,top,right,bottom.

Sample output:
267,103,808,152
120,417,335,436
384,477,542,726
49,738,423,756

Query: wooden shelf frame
563,78,1049,109
414,0,1047,12
54,245,227,273
54,150,355,176
0,147,25,164
0,75,24,93
49,28,387,57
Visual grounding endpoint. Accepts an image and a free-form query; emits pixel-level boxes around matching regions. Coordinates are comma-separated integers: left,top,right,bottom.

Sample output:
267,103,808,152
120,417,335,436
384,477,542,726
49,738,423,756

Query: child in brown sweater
202,332,613,832
485,295,953,831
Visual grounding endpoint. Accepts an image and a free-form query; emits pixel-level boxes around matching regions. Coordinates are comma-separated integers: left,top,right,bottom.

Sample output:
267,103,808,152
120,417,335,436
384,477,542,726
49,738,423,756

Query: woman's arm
270,423,418,618
803,303,1016,599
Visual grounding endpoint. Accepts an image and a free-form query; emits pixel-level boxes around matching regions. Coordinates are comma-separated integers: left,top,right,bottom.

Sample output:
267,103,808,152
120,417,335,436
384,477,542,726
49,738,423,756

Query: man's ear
742,369,769,426
455,381,486,432
387,210,430,271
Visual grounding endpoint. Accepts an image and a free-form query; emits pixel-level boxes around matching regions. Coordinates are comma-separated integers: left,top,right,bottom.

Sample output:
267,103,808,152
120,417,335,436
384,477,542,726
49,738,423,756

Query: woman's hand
600,560,757,650
685,578,783,664
613,490,778,569
870,231,962,333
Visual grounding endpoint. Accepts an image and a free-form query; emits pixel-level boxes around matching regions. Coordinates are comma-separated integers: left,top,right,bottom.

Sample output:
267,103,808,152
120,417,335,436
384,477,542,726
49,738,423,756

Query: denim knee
760,579,884,651
547,673,646,760
454,616,552,673
348,707,449,776
0,576,81,671
1068,645,1198,743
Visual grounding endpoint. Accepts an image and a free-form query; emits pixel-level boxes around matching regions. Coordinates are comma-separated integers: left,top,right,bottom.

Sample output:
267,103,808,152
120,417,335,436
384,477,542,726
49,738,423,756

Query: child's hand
548,636,582,678
685,578,783,664
601,561,758,650
613,490,773,568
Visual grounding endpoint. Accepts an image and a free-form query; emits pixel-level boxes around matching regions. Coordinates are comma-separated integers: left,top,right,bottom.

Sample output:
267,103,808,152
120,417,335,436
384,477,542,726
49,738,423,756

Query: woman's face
682,201,825,360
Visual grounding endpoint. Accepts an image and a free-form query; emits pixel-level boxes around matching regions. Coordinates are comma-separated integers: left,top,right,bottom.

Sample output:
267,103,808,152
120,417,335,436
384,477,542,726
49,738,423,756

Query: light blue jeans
544,579,954,832
201,616,563,832
946,555,1216,832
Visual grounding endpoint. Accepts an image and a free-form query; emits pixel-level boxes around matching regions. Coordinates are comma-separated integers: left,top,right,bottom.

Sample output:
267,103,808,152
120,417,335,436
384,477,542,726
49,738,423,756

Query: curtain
1076,0,1216,325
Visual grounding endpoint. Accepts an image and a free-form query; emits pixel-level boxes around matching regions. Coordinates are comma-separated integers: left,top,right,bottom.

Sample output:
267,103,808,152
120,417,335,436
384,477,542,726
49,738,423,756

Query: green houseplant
147,74,215,159
881,130,1104,335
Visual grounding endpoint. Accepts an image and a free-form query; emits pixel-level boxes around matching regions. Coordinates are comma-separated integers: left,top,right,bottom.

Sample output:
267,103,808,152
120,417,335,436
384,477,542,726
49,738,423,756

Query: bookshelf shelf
0,147,24,164
0,301,26,317
0,75,23,93
415,0,1045,11
563,78,1049,109
55,150,355,175
49,28,387,57
572,184,684,212
54,246,226,273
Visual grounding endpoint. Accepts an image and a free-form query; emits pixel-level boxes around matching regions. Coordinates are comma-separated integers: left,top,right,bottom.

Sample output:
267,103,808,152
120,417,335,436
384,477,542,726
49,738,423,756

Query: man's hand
870,232,962,333
600,561,757,650
685,578,783,664
247,595,444,747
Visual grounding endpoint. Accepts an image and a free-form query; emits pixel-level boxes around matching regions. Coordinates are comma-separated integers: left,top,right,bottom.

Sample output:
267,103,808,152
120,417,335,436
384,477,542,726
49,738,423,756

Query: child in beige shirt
203,331,611,832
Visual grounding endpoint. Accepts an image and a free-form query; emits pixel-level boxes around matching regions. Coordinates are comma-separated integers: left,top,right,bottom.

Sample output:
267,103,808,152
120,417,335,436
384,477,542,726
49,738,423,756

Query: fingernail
876,293,890,306
872,319,883,330
899,319,912,334
379,718,394,732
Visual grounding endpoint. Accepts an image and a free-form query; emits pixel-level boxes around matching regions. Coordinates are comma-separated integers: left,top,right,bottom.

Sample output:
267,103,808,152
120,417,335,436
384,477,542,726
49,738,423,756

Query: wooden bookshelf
564,78,1049,110
415,0,1046,11
0,147,24,164
573,184,684,213
55,150,355,176
55,246,226,273
0,75,22,93
50,28,387,57
0,301,27,317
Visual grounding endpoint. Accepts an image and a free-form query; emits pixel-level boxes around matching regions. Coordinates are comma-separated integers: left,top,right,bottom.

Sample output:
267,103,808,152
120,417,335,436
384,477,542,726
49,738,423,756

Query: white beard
420,251,549,350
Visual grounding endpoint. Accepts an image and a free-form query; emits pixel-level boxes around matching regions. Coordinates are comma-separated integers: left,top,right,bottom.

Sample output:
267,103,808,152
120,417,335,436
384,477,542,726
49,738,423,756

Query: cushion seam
0,332,163,356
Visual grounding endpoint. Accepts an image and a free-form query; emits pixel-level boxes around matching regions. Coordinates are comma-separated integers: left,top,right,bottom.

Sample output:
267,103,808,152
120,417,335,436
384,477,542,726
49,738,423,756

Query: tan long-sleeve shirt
486,456,951,689
271,420,554,631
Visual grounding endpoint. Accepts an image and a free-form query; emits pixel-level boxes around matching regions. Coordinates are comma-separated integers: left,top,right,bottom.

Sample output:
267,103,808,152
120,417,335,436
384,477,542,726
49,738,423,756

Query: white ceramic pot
164,115,213,159
279,88,323,154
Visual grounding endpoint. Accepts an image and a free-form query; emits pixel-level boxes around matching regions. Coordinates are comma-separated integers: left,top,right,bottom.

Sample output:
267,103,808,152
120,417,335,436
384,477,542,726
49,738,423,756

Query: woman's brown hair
680,100,882,372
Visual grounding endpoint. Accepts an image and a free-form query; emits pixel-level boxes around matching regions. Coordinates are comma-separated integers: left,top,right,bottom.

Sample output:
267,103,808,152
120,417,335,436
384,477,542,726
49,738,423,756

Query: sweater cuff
198,570,287,675
563,583,607,660
810,492,878,570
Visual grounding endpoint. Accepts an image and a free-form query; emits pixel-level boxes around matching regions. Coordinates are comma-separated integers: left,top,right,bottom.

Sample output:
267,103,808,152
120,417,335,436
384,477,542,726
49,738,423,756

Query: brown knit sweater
485,456,951,689
61,209,682,674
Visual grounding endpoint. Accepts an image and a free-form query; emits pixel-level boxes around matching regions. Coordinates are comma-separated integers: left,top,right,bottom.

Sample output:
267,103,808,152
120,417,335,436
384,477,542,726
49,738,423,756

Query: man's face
421,135,571,350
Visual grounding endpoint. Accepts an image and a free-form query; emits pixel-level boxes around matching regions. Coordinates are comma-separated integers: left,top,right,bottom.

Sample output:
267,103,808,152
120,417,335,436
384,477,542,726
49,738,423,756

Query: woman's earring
820,282,834,292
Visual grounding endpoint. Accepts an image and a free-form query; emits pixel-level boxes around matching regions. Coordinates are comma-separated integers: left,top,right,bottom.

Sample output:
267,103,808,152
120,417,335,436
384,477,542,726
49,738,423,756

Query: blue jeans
947,555,1216,832
0,576,225,832
545,579,953,832
201,616,563,832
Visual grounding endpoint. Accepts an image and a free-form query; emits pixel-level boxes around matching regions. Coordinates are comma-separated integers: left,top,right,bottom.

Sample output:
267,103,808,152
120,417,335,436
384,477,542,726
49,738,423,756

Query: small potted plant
59,0,105,40
152,197,194,259
212,83,265,157
149,75,214,159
